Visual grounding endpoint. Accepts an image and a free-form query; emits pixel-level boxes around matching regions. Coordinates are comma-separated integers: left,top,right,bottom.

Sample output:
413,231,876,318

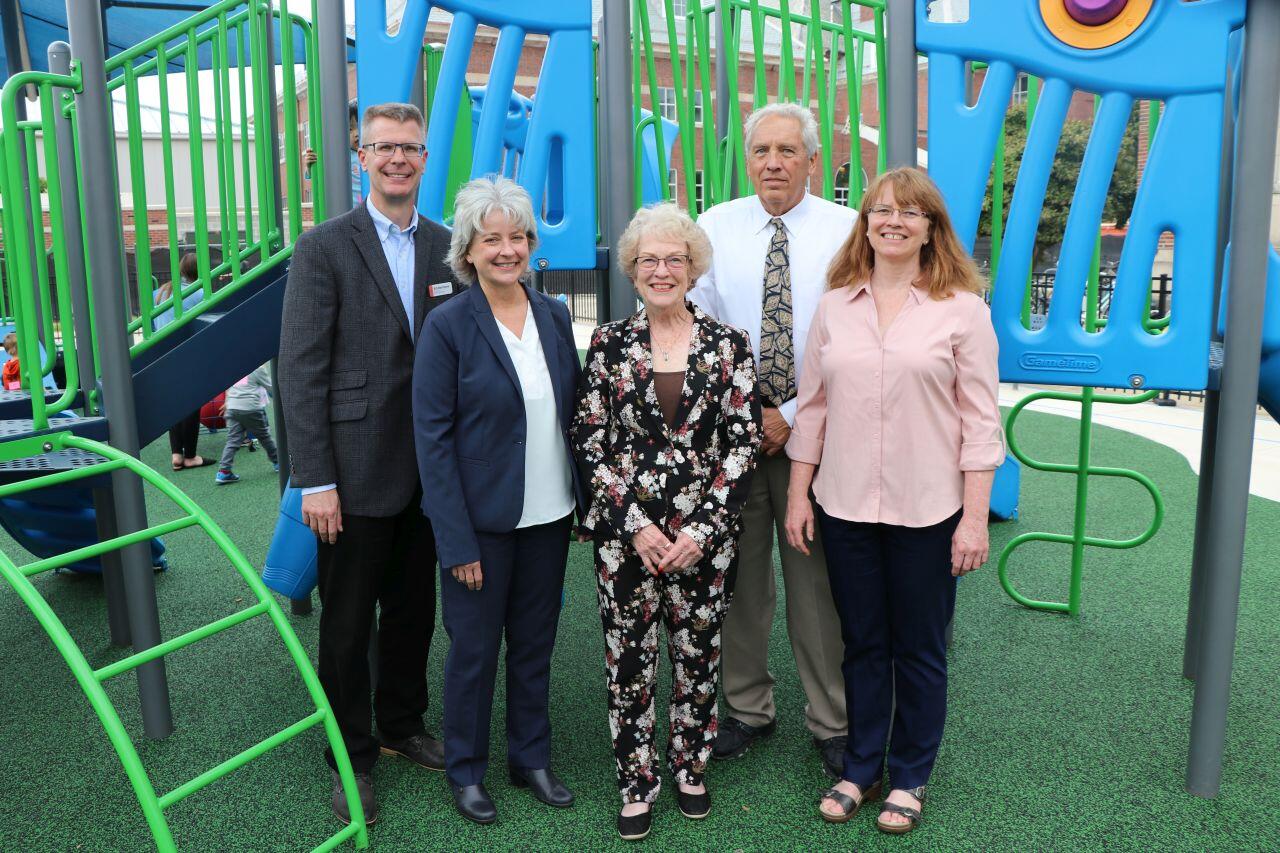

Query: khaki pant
720,452,847,739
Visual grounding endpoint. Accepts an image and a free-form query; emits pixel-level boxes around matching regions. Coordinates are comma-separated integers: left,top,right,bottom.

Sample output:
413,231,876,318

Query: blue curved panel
356,0,596,270
1219,245,1280,357
920,0,1246,391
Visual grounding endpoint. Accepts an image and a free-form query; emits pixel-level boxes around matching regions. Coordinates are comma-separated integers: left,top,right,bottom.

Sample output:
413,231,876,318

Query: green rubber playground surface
0,407,1277,851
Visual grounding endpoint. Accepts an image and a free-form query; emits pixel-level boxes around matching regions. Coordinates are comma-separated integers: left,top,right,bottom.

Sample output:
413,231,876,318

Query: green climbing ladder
0,430,367,851
993,91,1167,617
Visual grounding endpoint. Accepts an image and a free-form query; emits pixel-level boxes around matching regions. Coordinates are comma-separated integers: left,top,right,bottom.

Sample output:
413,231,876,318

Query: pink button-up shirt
786,282,1005,528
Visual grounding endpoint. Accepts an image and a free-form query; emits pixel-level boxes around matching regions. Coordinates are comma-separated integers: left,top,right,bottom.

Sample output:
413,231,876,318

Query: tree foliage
980,103,1139,264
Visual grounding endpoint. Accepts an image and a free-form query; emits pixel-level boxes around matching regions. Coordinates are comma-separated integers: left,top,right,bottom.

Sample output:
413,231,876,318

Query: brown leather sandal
818,780,882,824
876,785,925,834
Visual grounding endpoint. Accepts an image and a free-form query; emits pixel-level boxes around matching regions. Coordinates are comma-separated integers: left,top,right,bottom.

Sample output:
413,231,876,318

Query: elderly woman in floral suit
572,203,761,842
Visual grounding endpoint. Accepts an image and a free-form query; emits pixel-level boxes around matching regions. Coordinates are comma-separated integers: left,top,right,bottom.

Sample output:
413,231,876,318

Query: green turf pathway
0,409,1276,851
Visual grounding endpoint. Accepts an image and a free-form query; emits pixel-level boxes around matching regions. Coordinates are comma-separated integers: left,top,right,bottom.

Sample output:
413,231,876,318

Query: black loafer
331,769,377,826
451,782,497,824
676,788,710,819
378,732,445,771
617,806,653,841
509,765,574,807
712,716,776,760
814,735,848,780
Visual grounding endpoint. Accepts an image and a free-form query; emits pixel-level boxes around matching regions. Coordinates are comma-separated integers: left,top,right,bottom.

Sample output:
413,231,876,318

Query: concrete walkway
999,384,1280,502
572,322,1280,502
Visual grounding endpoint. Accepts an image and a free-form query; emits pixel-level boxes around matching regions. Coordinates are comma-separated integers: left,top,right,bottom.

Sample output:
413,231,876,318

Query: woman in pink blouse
783,167,1004,834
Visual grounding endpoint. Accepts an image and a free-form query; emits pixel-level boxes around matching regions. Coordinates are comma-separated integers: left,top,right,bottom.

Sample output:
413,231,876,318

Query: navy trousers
817,506,962,791
439,514,572,787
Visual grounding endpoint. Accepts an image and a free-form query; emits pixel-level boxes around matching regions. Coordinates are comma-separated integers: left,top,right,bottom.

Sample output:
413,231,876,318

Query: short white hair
447,177,539,285
743,102,820,157
617,202,713,282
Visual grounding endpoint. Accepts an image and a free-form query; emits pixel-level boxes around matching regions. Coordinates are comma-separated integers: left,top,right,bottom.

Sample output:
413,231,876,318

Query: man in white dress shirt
691,102,854,778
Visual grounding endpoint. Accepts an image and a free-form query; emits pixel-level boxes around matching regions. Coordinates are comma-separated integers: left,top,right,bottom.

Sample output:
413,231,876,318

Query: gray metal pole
1185,0,1280,798
1184,71,1238,682
50,40,130,645
884,0,917,169
598,1,635,322
264,8,286,248
270,359,289,495
316,0,352,220
48,43,98,417
409,48,426,118
67,0,173,739
715,3,737,199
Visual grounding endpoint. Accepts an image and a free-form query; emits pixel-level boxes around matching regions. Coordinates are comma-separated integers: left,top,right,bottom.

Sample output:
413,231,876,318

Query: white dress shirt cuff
300,484,337,495
779,398,797,428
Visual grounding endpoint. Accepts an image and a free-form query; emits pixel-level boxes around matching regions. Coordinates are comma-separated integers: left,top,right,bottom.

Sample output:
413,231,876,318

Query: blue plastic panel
919,0,1245,391
356,0,597,270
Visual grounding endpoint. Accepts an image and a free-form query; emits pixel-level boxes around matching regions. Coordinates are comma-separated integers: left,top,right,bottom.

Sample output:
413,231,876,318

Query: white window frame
1012,72,1030,105
656,86,703,126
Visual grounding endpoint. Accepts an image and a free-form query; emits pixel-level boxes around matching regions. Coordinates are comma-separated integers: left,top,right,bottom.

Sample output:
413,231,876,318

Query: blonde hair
827,167,985,299
616,202,713,282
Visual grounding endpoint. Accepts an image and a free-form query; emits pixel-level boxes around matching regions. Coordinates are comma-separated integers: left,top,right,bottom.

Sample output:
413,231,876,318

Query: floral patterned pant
595,535,733,803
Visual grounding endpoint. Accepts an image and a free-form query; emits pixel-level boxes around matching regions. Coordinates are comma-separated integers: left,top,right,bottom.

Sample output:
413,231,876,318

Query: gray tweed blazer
278,202,460,517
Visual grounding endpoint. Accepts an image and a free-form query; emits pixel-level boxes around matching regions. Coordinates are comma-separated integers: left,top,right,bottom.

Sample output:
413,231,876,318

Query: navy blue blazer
413,282,584,568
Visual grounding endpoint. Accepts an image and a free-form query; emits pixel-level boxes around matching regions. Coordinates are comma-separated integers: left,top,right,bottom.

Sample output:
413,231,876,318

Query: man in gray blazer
279,102,459,825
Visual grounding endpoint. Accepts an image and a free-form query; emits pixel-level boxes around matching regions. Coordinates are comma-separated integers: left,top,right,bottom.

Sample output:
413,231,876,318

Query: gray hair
617,202,713,282
447,176,540,285
743,102,820,158
360,102,425,143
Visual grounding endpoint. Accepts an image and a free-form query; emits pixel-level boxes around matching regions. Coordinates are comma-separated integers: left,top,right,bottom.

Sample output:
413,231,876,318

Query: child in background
215,364,279,485
2,333,22,391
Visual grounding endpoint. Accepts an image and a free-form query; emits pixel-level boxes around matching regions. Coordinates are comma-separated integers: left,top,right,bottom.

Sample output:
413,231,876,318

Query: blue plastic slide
262,483,318,599
0,486,167,574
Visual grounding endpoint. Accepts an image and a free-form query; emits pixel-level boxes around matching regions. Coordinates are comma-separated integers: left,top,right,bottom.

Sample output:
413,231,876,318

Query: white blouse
497,304,576,528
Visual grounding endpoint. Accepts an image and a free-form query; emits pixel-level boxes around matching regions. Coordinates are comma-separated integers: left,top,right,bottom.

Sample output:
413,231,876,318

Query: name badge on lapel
428,282,454,298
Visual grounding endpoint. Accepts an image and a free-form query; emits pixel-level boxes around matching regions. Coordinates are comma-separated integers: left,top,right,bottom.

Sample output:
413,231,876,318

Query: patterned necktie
758,217,796,407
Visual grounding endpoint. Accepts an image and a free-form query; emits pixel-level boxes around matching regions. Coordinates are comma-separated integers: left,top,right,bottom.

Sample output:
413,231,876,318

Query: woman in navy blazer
413,177,583,825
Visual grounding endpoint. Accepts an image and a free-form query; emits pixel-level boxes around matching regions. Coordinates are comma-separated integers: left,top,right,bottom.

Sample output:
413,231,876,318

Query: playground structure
0,0,1277,848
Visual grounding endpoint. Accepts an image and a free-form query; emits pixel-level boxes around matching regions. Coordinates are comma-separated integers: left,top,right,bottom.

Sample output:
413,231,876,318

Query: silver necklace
652,316,692,364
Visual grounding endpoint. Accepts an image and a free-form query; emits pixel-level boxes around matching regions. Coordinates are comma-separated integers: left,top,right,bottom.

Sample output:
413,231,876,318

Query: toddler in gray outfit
216,364,279,484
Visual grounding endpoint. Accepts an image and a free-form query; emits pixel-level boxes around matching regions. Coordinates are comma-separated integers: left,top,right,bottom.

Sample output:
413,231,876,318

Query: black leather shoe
617,806,653,841
509,765,575,807
676,788,710,819
712,716,776,760
451,782,497,824
378,732,445,771
331,769,377,826
815,735,848,780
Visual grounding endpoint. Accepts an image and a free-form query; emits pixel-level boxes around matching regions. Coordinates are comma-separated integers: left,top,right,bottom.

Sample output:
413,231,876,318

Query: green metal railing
0,66,85,423
423,42,475,224
0,0,323,430
631,0,887,217
0,430,366,851
107,0,323,351
993,93,1167,616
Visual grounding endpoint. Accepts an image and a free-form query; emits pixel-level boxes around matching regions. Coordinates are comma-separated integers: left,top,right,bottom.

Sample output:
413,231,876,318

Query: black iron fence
539,269,602,325
1023,271,1173,324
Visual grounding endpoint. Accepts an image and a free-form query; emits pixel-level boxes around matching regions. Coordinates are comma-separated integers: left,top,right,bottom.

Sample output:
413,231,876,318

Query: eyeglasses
868,204,928,221
362,141,427,159
635,255,689,272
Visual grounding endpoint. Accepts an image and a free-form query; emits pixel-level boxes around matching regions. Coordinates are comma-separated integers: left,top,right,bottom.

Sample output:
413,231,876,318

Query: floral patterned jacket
571,303,762,556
